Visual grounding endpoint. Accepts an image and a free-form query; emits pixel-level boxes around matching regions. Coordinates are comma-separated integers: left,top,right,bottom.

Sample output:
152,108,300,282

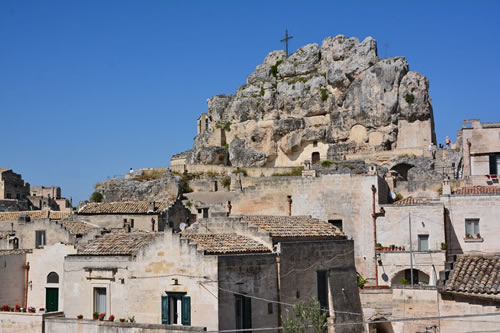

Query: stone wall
45,317,206,333
396,119,435,149
6,219,73,249
169,163,298,178
280,240,363,333
230,174,388,282
0,311,62,333
63,231,220,330
0,252,26,306
26,244,77,311
0,170,30,200
77,213,165,232
218,254,278,331
442,193,500,255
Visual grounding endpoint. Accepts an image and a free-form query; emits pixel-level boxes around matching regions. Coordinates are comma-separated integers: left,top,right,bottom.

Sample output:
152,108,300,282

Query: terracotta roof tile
453,186,500,196
49,211,72,220
0,211,49,222
78,201,169,214
183,233,271,255
392,197,429,205
60,220,97,236
445,255,500,297
0,249,32,256
78,231,158,256
237,215,344,239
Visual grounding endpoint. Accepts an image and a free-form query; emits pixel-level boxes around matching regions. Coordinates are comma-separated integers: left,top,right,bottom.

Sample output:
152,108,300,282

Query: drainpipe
24,262,30,308
371,185,385,287
276,255,282,327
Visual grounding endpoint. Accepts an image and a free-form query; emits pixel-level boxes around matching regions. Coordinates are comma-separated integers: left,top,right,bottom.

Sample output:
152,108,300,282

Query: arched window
47,272,59,284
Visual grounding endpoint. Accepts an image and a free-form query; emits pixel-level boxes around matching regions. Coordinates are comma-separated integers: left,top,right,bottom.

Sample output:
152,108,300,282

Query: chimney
148,201,155,213
442,179,451,196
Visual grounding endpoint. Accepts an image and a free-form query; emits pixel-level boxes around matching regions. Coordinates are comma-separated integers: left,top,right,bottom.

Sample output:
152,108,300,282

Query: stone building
0,168,30,200
63,215,362,333
77,200,193,232
375,197,446,287
459,119,500,184
0,215,99,313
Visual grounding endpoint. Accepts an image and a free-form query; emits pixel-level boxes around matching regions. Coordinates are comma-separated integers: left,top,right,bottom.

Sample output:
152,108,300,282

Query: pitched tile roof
0,210,72,222
183,233,271,255
0,210,49,222
49,211,72,220
78,201,169,214
237,215,345,239
392,197,430,205
60,220,97,236
453,186,500,196
444,255,500,298
78,231,159,256
0,249,32,256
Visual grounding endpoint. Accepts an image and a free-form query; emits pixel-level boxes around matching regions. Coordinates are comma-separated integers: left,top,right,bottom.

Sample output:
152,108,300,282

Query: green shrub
321,160,333,168
90,192,103,203
260,86,265,96
341,163,355,169
251,136,257,142
368,61,374,66
206,170,218,178
400,278,409,285
320,88,328,102
216,121,231,131
232,167,248,176
357,273,368,289
270,60,283,77
405,94,415,104
221,176,231,189
272,167,304,177
394,193,403,201
133,169,164,182
282,297,327,333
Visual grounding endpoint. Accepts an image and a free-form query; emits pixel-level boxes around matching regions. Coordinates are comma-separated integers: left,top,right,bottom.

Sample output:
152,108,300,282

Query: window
489,154,500,175
94,287,106,314
465,219,480,237
328,219,343,232
235,295,251,330
313,140,318,147
6,193,11,199
47,272,59,284
35,230,46,248
162,293,190,326
418,235,429,251
202,208,209,218
317,270,329,311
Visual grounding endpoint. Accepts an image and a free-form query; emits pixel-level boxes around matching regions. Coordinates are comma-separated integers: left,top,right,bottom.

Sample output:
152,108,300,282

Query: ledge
464,238,484,243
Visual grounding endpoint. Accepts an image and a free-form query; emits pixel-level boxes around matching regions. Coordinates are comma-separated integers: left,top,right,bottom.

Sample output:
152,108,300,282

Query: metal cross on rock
280,29,293,57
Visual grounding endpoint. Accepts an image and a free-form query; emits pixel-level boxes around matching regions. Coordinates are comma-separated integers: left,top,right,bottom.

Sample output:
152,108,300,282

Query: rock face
95,177,181,202
187,35,435,167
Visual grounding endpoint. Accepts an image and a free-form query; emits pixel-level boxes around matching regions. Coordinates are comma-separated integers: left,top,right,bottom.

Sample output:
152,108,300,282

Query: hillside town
1,35,500,333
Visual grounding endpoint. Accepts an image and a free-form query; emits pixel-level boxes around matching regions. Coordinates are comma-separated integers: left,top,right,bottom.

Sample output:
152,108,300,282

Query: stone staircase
437,253,458,289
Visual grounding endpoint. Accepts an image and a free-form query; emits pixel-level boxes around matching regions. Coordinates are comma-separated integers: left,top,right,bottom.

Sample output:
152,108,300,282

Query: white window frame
465,218,480,237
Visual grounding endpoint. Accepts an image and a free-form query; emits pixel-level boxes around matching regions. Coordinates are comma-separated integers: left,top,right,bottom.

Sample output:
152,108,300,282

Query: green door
46,288,58,312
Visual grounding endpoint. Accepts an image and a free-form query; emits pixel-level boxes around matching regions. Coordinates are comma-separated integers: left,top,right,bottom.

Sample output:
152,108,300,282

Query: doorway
45,288,59,312
312,152,320,164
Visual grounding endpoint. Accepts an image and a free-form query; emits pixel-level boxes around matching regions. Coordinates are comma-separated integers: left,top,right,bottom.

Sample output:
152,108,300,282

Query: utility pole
409,213,414,287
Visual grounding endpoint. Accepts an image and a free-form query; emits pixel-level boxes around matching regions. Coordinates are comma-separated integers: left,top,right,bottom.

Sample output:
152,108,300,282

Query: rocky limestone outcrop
186,35,434,167
95,176,181,202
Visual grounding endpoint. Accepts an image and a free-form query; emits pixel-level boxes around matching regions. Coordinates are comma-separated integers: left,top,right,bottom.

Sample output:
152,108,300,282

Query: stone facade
0,250,28,307
442,189,500,255
459,119,500,181
0,169,30,201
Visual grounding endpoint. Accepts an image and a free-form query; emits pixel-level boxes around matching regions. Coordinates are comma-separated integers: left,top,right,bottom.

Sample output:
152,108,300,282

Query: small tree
90,192,103,203
282,298,328,333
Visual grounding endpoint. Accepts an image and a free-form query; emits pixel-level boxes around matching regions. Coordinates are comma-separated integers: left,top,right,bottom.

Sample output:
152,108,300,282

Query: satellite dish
179,223,187,231
390,192,397,200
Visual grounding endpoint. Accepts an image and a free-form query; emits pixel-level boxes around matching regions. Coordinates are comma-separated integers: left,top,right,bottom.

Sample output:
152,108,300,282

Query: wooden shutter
161,296,169,325
490,155,497,175
182,295,191,326
243,296,252,329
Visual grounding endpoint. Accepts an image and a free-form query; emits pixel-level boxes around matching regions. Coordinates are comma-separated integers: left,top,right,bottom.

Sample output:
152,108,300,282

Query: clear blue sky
1,1,499,204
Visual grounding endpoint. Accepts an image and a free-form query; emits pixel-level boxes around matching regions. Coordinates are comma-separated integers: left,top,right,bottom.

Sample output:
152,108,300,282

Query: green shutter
161,296,169,325
182,295,191,326
490,155,498,175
